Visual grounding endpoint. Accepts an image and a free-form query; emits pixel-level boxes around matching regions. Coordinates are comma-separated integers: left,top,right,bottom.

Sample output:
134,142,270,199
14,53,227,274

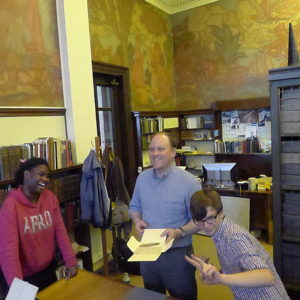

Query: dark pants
0,260,57,297
140,245,197,300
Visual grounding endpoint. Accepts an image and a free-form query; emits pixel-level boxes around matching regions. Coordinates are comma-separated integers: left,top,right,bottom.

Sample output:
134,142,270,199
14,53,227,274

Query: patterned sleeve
233,235,270,271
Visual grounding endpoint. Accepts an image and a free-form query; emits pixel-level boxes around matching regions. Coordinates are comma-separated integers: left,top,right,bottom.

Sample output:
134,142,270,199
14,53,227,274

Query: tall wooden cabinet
269,65,300,298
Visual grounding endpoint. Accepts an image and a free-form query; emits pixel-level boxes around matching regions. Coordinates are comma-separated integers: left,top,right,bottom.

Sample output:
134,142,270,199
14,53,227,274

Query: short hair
190,189,223,221
151,131,178,148
15,157,49,185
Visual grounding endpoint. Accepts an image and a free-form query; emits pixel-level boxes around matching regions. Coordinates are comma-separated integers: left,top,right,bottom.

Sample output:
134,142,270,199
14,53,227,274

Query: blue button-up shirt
130,166,202,248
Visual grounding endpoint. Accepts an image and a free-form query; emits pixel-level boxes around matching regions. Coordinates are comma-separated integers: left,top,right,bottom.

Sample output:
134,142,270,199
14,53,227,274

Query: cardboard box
127,229,174,262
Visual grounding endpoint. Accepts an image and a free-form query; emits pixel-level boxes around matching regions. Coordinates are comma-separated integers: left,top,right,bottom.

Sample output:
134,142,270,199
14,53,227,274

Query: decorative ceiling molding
145,0,219,14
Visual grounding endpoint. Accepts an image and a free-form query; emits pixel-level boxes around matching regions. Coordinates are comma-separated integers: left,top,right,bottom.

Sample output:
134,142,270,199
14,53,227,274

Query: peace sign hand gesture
185,254,223,285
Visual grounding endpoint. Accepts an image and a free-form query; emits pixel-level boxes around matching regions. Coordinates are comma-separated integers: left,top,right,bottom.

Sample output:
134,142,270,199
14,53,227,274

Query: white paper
6,277,38,300
127,229,174,262
257,121,271,138
245,124,257,138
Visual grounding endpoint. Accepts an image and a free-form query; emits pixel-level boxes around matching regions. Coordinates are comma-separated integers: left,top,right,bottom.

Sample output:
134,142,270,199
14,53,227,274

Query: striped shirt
212,218,290,300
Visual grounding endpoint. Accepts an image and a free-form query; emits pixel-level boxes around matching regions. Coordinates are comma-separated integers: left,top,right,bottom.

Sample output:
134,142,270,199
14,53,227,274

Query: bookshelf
0,165,93,272
0,138,73,181
177,109,218,168
133,105,272,180
133,111,179,169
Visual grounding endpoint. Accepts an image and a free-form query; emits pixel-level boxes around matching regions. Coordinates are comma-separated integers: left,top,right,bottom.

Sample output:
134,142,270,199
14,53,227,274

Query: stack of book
0,137,73,180
214,138,260,154
141,117,163,134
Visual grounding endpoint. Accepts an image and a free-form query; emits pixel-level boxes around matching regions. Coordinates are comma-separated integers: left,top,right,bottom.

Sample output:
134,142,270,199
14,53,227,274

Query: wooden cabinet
215,153,272,180
269,65,300,298
216,189,273,243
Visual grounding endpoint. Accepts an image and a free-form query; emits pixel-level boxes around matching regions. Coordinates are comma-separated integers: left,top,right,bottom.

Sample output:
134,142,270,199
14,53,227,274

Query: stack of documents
127,229,174,262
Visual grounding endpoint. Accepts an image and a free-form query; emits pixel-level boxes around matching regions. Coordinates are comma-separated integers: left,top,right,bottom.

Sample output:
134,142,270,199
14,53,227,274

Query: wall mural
88,0,176,111
0,0,64,107
172,0,300,110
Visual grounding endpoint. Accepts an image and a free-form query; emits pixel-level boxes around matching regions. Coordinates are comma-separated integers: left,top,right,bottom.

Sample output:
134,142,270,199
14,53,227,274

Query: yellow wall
56,0,102,268
0,116,66,146
56,0,97,164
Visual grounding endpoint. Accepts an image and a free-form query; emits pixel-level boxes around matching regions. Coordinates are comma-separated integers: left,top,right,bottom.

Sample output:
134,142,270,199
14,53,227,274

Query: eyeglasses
193,214,218,226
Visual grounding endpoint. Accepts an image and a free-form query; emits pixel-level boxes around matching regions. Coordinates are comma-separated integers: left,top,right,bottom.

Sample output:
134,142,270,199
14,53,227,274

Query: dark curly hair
15,158,49,185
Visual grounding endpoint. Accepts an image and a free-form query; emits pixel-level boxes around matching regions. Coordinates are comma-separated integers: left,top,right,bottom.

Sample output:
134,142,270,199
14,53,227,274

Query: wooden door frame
92,62,137,194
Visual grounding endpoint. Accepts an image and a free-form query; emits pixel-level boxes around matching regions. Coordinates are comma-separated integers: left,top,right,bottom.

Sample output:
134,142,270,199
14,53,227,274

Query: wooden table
37,269,170,300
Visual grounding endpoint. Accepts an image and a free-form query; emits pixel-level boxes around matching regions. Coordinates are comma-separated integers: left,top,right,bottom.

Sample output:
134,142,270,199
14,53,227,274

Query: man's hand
185,254,222,285
161,228,182,243
135,219,149,235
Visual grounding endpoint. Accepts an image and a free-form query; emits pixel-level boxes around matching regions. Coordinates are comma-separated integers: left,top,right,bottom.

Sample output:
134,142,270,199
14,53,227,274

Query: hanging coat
80,150,110,228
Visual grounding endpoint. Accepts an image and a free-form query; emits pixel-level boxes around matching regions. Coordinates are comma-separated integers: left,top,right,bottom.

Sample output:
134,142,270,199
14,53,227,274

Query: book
0,147,11,180
8,145,22,179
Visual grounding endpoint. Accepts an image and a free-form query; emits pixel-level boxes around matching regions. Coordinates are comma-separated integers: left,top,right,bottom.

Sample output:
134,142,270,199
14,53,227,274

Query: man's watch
178,227,186,237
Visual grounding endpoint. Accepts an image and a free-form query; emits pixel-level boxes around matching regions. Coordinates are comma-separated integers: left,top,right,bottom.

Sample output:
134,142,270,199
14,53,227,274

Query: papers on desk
6,277,38,300
127,229,174,262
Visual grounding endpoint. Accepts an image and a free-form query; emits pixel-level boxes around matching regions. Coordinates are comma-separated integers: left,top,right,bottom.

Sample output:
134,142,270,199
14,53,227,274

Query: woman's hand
64,265,77,279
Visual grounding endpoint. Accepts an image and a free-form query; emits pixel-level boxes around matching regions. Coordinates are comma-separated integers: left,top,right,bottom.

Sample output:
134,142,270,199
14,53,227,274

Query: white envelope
127,229,174,262
6,277,38,300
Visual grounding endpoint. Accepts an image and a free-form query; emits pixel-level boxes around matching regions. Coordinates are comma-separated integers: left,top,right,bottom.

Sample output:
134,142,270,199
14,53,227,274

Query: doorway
92,62,137,194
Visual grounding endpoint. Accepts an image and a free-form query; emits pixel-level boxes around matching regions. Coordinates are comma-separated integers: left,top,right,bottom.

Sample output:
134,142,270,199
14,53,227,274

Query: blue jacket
80,150,110,228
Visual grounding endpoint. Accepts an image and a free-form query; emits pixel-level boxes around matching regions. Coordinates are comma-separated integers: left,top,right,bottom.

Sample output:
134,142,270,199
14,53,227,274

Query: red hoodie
0,187,76,285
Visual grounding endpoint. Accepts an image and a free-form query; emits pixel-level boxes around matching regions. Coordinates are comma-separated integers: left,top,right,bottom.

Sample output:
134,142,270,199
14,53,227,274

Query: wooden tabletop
37,269,170,300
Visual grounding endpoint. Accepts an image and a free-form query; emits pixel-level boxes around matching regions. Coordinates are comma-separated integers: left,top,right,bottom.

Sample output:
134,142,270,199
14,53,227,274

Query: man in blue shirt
130,132,202,300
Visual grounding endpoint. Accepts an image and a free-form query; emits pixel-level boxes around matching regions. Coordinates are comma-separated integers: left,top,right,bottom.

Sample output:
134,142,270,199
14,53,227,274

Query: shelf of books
214,107,272,154
178,110,216,168
133,112,179,169
0,137,73,181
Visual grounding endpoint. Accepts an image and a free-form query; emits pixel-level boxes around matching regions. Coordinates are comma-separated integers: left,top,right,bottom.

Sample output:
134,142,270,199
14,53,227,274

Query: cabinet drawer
282,164,300,175
281,98,300,110
284,192,300,203
282,175,300,187
281,153,300,164
283,203,300,215
282,141,300,152
282,214,300,238
280,110,300,122
282,242,300,284
281,122,300,134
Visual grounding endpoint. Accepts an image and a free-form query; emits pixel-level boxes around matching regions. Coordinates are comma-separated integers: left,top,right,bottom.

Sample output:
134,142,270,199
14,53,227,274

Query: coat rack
95,136,109,275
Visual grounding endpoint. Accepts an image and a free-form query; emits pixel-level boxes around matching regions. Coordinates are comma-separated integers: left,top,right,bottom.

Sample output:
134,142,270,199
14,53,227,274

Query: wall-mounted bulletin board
221,108,271,153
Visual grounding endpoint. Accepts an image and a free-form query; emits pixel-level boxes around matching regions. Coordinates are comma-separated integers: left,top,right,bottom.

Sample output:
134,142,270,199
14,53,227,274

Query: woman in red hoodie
0,158,77,294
